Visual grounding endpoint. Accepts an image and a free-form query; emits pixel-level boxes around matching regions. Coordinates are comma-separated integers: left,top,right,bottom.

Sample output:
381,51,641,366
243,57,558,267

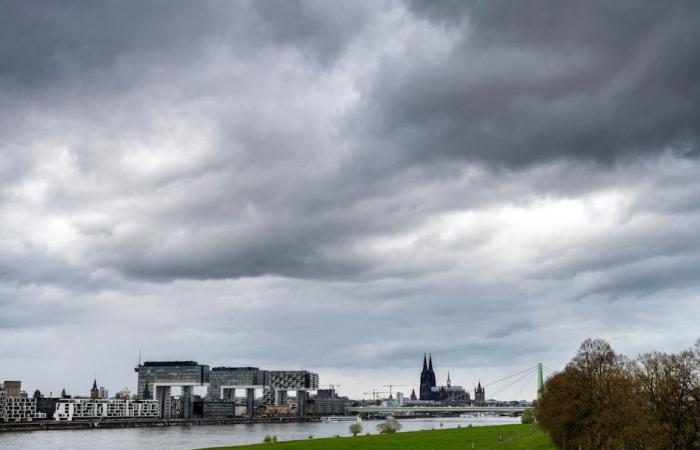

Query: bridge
352,362,560,417
347,405,531,415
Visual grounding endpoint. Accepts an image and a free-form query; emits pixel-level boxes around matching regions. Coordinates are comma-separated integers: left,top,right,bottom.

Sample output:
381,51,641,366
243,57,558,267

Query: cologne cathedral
419,354,470,404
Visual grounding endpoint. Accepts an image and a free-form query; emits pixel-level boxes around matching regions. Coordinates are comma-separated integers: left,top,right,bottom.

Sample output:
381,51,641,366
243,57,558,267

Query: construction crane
382,384,414,399
362,389,390,401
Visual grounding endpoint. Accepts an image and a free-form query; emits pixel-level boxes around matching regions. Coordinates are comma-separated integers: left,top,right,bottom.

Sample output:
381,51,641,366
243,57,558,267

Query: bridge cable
511,370,537,400
489,368,535,399
483,366,537,388
489,367,537,398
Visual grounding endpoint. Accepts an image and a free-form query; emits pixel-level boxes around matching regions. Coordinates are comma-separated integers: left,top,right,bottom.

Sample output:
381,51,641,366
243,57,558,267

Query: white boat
321,416,362,422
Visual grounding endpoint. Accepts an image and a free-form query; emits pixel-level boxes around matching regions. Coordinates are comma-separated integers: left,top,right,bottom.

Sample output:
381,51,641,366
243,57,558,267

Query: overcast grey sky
1,0,699,400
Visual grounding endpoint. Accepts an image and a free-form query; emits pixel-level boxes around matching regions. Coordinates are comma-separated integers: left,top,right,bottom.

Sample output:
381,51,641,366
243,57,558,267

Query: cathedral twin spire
419,353,437,400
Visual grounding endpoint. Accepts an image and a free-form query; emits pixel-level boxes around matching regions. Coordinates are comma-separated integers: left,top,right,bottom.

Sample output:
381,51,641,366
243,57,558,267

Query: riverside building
0,381,46,422
54,399,160,421
135,361,210,420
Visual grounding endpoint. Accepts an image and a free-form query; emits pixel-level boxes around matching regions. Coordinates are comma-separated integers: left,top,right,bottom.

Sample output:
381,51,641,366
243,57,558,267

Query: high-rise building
99,387,109,399
135,361,210,419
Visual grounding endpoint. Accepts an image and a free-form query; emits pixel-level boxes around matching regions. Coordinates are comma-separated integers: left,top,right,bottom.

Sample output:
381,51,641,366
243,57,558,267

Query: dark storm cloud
2,0,698,285
0,1,229,87
371,0,700,166
252,0,372,65
0,0,369,91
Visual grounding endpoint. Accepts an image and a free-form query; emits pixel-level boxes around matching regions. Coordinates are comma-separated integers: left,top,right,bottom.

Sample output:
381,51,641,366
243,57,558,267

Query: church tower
419,354,431,400
428,354,437,390
475,381,485,404
420,353,438,401
90,378,100,400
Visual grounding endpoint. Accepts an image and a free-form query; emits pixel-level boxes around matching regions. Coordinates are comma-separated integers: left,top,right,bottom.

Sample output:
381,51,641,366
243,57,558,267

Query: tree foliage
536,338,700,450
349,422,363,436
376,418,402,434
521,408,535,424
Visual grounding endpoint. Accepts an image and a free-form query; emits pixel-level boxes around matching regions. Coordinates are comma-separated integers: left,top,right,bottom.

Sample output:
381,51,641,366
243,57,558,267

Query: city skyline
6,353,513,403
2,0,700,402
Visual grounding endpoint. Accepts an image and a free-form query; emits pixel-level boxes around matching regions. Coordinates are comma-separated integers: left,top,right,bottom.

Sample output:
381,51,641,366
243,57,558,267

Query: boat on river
321,416,361,423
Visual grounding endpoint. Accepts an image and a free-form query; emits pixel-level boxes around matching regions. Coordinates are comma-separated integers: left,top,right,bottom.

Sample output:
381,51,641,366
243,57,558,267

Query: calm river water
0,416,519,450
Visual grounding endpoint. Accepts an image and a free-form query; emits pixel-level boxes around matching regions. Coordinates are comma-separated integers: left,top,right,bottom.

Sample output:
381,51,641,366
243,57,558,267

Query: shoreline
0,416,321,433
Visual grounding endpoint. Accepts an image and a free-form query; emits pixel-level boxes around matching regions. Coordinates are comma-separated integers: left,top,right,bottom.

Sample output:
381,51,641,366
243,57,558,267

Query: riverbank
0,416,320,433
199,424,556,450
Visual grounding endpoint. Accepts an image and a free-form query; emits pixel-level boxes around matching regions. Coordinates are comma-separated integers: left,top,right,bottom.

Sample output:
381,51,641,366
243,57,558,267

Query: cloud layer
1,0,699,399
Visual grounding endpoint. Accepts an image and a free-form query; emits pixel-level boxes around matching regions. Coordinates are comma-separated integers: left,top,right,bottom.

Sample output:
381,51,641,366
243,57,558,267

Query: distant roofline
142,361,201,367
211,367,260,371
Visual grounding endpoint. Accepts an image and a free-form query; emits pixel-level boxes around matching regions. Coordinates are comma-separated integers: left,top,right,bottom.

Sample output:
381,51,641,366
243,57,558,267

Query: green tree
521,408,535,424
349,422,363,436
376,418,402,434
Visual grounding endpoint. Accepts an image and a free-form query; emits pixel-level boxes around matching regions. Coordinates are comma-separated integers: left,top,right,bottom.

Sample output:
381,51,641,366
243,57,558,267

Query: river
0,416,519,449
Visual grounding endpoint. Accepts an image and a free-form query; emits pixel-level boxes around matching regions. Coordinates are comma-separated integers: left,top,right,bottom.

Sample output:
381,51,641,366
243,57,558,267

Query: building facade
474,382,486,403
135,361,210,419
311,397,352,415
263,370,319,406
54,399,160,421
0,395,45,422
135,361,320,419
36,397,59,420
206,367,265,401
418,357,471,404
0,381,45,422
3,381,21,397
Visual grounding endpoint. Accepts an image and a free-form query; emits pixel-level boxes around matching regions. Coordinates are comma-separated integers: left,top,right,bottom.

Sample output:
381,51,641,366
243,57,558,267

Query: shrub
375,418,402,434
349,422,363,436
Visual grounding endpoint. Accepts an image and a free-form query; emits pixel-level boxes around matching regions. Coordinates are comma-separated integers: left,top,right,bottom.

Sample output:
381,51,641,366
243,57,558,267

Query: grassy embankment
199,423,556,450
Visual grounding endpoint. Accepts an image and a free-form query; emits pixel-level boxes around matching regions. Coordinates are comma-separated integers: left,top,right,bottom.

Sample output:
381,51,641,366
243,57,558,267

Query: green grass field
199,423,557,450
